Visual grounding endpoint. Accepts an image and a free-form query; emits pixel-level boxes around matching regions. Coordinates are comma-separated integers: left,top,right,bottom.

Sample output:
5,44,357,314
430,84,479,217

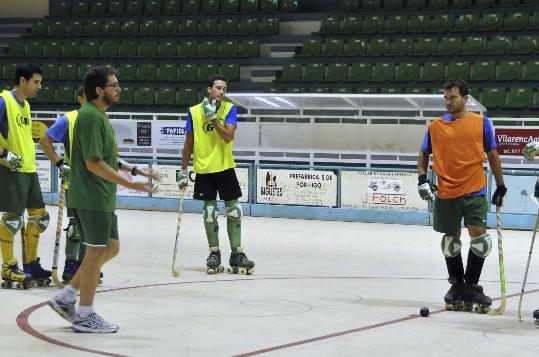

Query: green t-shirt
68,102,118,212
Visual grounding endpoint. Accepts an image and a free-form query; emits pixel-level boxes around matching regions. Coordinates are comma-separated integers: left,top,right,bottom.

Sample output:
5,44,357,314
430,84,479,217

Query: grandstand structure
0,0,538,117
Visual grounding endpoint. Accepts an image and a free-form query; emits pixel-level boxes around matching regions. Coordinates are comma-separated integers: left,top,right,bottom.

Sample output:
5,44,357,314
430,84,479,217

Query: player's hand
138,167,160,182
1,149,23,171
418,174,437,201
523,141,539,160
59,164,71,179
491,185,507,206
202,97,217,120
131,181,158,193
177,169,189,190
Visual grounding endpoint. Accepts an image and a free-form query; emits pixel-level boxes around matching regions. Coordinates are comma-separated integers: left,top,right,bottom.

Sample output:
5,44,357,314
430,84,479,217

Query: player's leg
63,193,83,281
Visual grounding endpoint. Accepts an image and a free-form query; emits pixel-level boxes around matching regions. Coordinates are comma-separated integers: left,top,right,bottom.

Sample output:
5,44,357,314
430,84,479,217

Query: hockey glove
418,174,437,201
0,149,23,171
177,169,189,190
56,159,71,179
524,141,539,161
201,97,217,120
491,185,507,206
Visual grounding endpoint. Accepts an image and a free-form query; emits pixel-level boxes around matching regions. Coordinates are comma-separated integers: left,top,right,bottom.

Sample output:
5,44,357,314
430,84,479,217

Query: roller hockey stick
517,206,539,321
171,188,186,277
488,205,506,316
51,178,66,288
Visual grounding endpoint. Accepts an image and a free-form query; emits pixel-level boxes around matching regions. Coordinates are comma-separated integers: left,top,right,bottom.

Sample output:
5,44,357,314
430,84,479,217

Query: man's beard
103,92,117,106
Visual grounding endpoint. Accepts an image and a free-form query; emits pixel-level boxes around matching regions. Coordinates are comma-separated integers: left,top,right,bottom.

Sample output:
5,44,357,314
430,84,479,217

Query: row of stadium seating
31,18,279,37
297,36,538,57
277,61,539,82
0,63,240,82
316,12,539,35
54,0,298,17
340,0,536,11
8,40,260,58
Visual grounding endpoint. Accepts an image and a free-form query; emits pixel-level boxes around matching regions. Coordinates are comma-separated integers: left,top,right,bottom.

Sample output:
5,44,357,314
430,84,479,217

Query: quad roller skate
1,258,32,289
227,248,255,275
444,278,469,311
206,249,224,274
24,257,52,287
533,309,539,327
461,282,492,314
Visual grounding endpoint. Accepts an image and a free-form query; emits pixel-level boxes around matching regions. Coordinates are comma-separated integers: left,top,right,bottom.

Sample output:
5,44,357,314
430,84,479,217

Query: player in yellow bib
180,75,255,275
0,64,51,288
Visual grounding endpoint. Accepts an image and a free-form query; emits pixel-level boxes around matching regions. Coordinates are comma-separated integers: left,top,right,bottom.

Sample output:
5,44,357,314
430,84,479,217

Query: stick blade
51,269,65,288
487,299,506,316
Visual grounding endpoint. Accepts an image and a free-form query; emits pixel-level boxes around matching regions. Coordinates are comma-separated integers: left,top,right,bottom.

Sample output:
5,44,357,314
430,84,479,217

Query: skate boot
461,282,492,313
1,258,32,289
206,249,224,274
227,247,255,275
444,278,466,311
62,258,78,282
24,257,52,287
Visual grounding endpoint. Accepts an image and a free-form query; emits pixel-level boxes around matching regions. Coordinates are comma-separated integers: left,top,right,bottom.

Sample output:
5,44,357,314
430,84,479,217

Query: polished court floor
2,205,539,357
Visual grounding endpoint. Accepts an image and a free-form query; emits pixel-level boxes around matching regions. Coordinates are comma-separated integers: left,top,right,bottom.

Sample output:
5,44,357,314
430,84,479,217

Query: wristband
55,159,64,167
131,166,138,176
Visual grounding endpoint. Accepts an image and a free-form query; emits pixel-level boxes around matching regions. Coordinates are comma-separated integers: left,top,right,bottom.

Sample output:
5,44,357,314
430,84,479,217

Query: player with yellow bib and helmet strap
180,75,255,275
0,64,51,289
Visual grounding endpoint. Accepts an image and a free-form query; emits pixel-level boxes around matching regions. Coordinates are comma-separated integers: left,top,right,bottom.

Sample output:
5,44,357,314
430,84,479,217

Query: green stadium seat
461,37,485,55
240,0,258,12
126,0,143,15
60,63,78,80
119,41,138,57
473,0,495,6
340,16,361,34
8,42,25,57
260,0,278,12
48,21,65,36
219,19,238,34
2,64,16,81
301,63,324,82
42,64,58,80
454,14,478,32
221,0,239,13
513,36,538,54
178,64,197,81
390,38,413,55
383,0,403,10
82,41,99,57
182,0,200,14
343,39,366,56
63,41,80,57
471,61,496,80
367,38,390,55
316,17,339,34
340,0,359,11
198,19,218,35
347,63,371,81
525,61,539,80
406,0,425,8
108,0,124,15
66,20,84,36
56,86,75,103
137,87,155,105
201,0,219,13
379,88,401,94
447,62,470,80
298,39,321,57
57,2,70,16
197,41,218,57
145,0,162,15
218,40,239,57
163,0,180,14
481,88,506,109
159,41,177,57
451,0,472,7
530,12,539,29
157,88,176,105
100,41,118,57
321,39,343,57
118,64,137,80
84,21,102,35
357,88,375,94
396,62,420,81
383,15,406,33
428,0,448,8
43,41,62,57
372,63,395,81
478,13,502,31
503,12,528,30
178,19,197,35
497,0,520,5
139,41,158,57
120,87,134,104
258,18,278,35
90,2,107,16
178,41,197,57
159,20,177,35
277,63,301,81
413,37,436,56
333,88,355,94
32,21,47,35
420,62,445,81
427,14,453,32
221,64,240,81
138,64,157,80
280,0,298,11
37,86,54,103
26,41,42,57
437,37,461,55
522,0,537,5
486,36,512,55
121,20,139,35
103,20,120,36
469,88,479,100
362,15,384,33
497,61,522,80
157,64,177,81
71,1,88,16
140,19,158,35
178,88,198,106
360,0,380,10
198,64,218,81
323,63,347,82
79,64,93,78
406,15,429,32
239,40,259,57
237,18,257,35
507,88,532,108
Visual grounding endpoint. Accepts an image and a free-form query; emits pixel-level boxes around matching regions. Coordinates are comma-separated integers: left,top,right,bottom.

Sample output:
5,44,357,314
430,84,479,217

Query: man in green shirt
47,66,157,333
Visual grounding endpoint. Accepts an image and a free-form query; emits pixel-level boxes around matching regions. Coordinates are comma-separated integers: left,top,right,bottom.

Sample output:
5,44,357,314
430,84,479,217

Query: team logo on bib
16,113,29,127
203,122,214,133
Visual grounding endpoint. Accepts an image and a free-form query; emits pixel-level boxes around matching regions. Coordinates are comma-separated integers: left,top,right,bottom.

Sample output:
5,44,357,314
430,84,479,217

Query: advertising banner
36,159,52,193
153,121,185,149
32,119,56,143
495,128,539,156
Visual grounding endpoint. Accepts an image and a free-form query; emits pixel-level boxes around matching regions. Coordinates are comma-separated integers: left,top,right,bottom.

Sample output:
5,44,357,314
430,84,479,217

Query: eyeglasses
104,83,120,89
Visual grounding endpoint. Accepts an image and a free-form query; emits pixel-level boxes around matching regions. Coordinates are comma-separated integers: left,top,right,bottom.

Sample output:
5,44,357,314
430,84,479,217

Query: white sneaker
72,313,119,333
47,296,76,323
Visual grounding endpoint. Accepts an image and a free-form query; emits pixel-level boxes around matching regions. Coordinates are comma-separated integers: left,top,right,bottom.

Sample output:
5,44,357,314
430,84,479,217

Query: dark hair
208,75,228,88
83,66,117,101
76,86,84,98
443,79,469,97
15,64,42,86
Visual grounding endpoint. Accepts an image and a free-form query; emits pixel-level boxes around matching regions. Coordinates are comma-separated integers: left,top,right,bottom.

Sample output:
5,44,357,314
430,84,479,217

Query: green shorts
65,190,75,217
433,196,488,235
0,164,44,213
73,209,119,247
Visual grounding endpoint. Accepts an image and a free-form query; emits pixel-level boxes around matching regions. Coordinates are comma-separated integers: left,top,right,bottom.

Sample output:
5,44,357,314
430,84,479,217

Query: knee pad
225,201,243,221
441,234,462,257
203,202,219,224
1,213,23,235
65,217,82,243
470,233,492,258
27,208,50,233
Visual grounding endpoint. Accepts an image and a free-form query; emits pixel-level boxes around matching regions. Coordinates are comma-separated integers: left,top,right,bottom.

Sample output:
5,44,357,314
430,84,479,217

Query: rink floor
2,205,539,357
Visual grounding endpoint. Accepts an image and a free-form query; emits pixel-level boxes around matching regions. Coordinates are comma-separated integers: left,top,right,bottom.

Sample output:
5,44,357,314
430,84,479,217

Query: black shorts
193,168,242,201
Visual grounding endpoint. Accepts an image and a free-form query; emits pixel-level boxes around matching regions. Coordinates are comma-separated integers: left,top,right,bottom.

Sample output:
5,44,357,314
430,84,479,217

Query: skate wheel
239,268,248,275
1,282,6,289
219,266,224,273
226,267,234,274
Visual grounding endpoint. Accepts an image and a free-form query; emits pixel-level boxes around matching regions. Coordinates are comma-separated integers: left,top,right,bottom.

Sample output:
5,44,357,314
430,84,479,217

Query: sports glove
523,141,539,160
418,174,437,201
201,97,217,120
56,159,71,179
491,185,507,206
178,169,189,190
1,149,23,171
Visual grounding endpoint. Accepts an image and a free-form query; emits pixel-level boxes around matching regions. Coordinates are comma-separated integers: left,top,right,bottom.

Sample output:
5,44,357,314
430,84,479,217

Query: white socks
57,285,78,303
78,305,95,318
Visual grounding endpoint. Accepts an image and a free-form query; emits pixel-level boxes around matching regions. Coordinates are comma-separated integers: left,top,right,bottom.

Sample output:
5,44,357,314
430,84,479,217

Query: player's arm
86,157,154,191
117,157,159,181
39,134,61,165
487,149,504,186
181,132,193,171
211,120,235,143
